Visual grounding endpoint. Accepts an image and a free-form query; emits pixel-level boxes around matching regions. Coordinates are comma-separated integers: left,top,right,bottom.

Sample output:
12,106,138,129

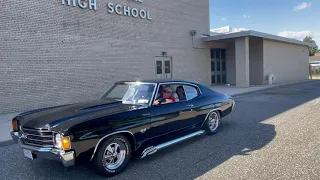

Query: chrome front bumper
10,131,75,167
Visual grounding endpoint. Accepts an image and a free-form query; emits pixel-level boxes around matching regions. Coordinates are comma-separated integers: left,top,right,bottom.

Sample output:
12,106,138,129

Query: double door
156,57,172,79
211,49,226,85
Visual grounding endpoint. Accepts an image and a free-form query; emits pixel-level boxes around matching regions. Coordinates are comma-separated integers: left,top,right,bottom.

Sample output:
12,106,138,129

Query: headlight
54,134,71,150
54,134,62,149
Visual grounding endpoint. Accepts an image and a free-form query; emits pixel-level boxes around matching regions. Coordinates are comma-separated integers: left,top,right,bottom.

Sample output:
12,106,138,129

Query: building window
156,61,162,74
165,61,171,74
211,62,215,71
221,49,226,60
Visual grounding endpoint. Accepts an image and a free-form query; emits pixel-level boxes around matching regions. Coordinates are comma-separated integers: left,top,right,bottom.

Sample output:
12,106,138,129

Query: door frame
155,56,173,79
146,82,200,138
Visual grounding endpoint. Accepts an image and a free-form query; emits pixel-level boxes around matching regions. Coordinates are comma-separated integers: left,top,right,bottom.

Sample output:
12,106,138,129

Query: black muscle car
10,79,235,177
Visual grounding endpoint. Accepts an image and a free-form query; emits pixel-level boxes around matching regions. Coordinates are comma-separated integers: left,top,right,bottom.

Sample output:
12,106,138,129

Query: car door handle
186,104,193,107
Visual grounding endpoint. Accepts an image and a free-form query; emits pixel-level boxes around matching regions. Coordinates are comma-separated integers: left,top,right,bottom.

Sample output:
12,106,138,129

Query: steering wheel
157,98,166,105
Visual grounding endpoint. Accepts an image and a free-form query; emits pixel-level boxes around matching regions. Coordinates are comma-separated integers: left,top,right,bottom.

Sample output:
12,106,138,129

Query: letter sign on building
61,0,97,10
107,1,151,20
61,0,152,20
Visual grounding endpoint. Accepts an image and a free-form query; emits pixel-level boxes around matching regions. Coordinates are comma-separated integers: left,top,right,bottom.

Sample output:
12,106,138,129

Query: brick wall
0,0,210,113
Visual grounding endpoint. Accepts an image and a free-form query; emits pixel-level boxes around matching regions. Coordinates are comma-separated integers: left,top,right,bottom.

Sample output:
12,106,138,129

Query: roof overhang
202,30,316,48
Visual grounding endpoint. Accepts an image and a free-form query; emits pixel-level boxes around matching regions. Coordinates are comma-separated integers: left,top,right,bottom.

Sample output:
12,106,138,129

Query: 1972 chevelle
10,80,235,177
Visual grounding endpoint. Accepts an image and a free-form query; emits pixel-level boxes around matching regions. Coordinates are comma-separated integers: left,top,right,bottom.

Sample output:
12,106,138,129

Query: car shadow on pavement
2,81,319,180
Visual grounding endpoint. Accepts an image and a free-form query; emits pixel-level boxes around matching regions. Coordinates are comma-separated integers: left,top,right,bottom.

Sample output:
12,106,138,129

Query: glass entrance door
211,49,226,85
156,57,172,79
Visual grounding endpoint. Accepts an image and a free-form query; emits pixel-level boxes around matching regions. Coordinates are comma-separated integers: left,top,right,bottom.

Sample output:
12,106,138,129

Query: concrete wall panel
249,38,264,85
263,39,309,84
235,37,250,87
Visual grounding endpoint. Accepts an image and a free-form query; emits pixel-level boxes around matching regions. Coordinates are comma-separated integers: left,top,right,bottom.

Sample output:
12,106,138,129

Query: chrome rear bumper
10,131,75,167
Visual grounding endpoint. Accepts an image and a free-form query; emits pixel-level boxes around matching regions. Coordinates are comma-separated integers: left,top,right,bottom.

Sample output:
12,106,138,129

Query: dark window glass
211,62,215,71
212,75,215,84
222,62,226,71
165,61,171,73
221,49,226,59
156,61,162,74
217,61,220,71
217,75,221,84
216,50,221,59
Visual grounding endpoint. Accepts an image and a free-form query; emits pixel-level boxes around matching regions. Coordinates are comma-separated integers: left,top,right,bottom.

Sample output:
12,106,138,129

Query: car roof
116,79,202,85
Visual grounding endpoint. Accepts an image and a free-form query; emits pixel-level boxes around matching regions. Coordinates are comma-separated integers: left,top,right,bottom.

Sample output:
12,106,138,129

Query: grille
20,127,54,147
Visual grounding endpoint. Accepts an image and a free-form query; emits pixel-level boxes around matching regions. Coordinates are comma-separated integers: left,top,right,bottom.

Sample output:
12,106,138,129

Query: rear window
184,85,200,100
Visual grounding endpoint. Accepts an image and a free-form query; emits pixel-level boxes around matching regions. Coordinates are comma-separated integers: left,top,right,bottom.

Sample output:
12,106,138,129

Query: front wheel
203,111,221,135
93,135,132,177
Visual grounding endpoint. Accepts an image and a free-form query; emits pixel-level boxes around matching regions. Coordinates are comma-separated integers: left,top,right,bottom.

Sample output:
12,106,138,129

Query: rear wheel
93,135,131,177
204,111,221,135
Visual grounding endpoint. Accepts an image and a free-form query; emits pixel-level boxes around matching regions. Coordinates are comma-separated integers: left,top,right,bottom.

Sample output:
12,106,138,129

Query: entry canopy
202,30,316,48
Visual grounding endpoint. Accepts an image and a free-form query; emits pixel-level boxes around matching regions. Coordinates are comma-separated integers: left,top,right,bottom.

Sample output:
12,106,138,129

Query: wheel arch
89,131,136,161
201,108,221,128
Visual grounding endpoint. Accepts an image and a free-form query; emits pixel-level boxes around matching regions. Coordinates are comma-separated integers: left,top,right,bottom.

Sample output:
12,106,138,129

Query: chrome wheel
103,142,126,170
208,112,220,132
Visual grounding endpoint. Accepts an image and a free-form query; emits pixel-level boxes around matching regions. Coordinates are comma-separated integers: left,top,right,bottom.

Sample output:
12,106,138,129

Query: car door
145,84,198,139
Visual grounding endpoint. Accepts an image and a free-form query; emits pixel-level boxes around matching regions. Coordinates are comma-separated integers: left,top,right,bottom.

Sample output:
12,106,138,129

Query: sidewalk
210,80,314,96
0,79,315,147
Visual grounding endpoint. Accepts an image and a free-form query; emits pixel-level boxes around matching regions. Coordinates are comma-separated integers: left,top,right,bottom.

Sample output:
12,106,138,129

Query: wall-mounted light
190,30,196,36
162,51,167,56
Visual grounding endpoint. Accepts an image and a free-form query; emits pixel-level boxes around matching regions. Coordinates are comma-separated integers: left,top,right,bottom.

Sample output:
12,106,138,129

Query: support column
235,37,250,87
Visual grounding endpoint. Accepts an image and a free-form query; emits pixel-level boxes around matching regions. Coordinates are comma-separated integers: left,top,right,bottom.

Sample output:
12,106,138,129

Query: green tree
303,36,318,56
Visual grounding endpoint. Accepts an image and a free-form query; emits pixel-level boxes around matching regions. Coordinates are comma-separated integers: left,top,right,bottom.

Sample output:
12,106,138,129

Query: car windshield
102,82,156,105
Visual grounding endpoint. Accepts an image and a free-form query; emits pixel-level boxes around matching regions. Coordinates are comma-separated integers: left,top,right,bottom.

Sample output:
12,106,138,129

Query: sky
209,0,320,45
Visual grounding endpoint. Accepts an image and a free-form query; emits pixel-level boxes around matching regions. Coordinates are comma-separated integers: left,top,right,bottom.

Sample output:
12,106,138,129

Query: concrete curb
231,80,316,98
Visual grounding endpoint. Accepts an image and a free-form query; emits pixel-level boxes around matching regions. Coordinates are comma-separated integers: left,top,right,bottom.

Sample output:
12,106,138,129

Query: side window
154,84,187,104
172,84,187,102
184,85,200,100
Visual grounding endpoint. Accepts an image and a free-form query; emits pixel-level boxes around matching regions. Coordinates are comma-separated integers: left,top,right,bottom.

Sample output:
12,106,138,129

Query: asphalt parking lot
0,81,319,180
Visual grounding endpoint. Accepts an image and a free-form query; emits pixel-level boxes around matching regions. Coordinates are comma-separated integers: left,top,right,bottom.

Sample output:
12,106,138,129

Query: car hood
17,99,144,131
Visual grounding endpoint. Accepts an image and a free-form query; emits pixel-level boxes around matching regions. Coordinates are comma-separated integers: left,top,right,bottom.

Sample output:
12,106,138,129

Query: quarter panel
193,93,233,127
